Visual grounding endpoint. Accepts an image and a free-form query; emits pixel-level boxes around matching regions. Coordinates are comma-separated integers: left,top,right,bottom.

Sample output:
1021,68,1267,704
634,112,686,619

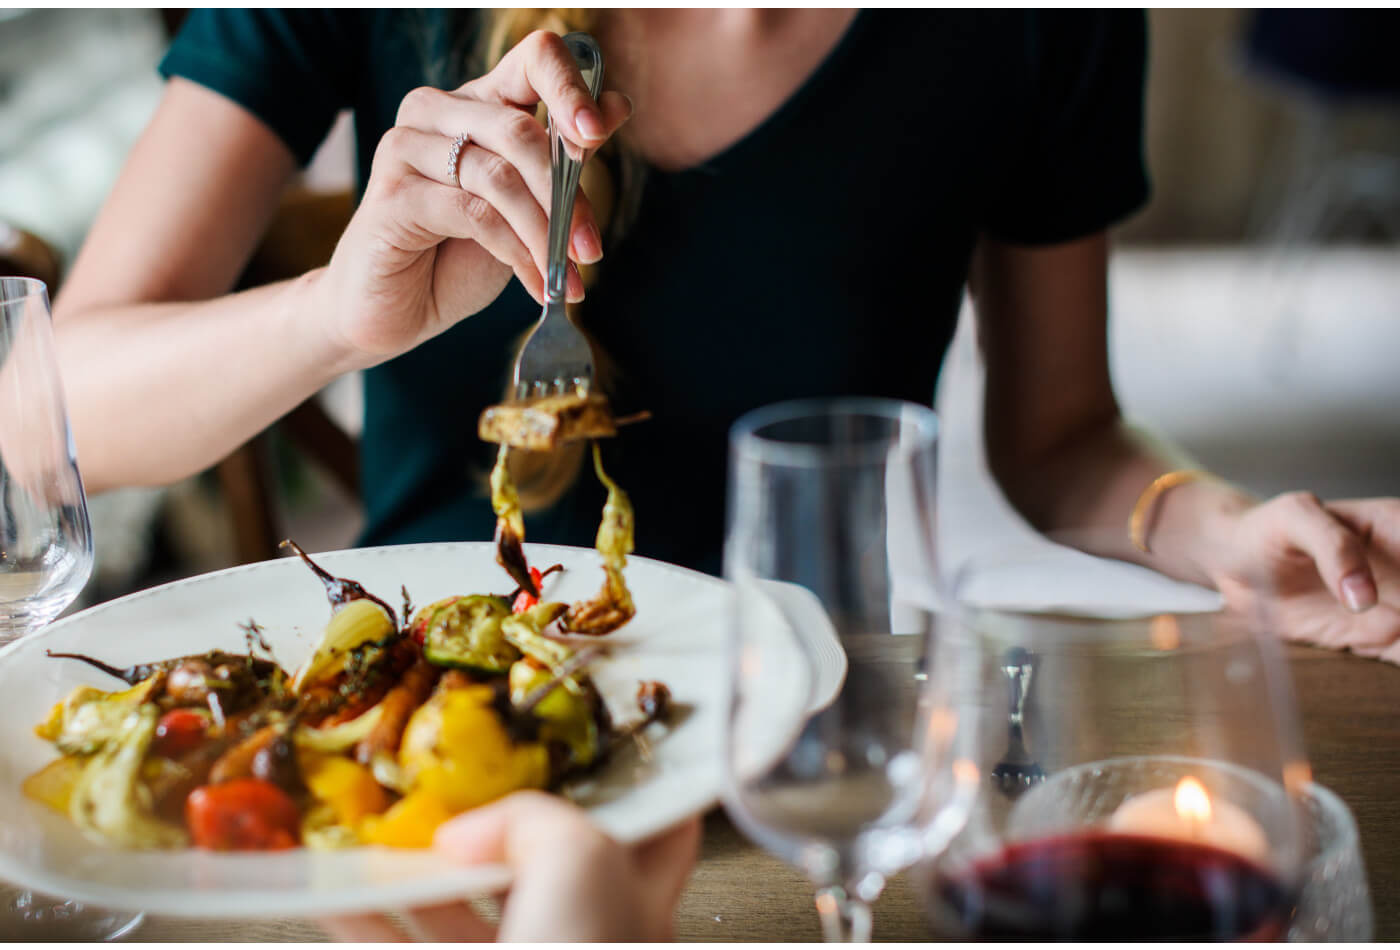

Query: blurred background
1,9,1398,605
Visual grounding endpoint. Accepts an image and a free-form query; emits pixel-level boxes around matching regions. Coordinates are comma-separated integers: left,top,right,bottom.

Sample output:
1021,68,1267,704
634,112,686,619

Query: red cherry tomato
185,779,301,851
512,567,544,614
151,708,209,759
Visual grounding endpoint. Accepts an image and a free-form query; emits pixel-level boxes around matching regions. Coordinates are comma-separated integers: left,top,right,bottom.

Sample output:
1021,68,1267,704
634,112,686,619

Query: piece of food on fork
478,391,617,452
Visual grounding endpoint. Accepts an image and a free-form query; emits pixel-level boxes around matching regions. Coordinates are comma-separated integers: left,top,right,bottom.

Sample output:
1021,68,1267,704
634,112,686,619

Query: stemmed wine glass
916,602,1310,940
0,277,143,939
722,398,975,941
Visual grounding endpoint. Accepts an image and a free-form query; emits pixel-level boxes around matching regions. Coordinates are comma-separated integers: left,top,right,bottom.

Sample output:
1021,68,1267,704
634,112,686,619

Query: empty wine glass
916,606,1310,940
722,398,974,941
0,276,142,939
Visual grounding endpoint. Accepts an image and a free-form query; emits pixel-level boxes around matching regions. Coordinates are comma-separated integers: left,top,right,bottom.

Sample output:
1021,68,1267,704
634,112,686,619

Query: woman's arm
54,79,346,492
56,29,633,495
976,233,1389,621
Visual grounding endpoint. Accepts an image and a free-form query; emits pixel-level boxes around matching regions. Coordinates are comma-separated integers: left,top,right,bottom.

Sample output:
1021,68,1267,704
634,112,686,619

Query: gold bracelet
1129,469,1209,554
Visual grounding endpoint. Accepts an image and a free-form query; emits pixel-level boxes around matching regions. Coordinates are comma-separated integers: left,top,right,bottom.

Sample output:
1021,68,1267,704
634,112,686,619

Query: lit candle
1107,776,1270,863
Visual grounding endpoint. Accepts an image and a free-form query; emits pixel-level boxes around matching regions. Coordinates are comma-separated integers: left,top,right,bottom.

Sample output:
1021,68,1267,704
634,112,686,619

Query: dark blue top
161,10,1149,576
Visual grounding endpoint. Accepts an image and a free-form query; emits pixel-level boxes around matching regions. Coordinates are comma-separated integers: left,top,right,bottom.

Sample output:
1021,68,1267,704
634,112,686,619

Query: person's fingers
315,912,405,942
375,127,551,282
1330,603,1400,652
1326,499,1400,567
434,789,601,866
465,31,609,147
377,176,582,304
392,92,611,266
400,900,497,942
1274,492,1378,613
632,816,701,915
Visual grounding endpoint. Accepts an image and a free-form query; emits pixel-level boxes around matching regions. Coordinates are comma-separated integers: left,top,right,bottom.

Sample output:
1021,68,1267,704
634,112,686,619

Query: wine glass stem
814,885,872,942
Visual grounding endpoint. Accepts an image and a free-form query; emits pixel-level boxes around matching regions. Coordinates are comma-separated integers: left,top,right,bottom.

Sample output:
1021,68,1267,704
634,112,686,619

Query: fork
991,646,1046,797
510,32,605,401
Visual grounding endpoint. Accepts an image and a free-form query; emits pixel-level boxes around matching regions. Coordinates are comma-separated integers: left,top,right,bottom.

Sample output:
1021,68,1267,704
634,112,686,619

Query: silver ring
447,132,468,184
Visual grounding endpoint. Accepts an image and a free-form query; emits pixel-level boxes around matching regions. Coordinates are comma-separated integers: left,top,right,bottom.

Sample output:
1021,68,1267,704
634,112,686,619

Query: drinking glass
1289,782,1373,941
0,276,142,939
916,606,1310,940
722,398,973,941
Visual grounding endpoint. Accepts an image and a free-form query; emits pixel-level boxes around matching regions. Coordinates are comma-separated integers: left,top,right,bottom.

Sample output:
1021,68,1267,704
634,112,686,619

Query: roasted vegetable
300,753,391,828
490,445,537,597
478,391,617,452
354,656,438,765
563,444,636,635
22,755,87,816
68,704,188,849
413,595,518,673
509,660,599,770
291,598,398,694
280,540,398,626
37,676,162,756
397,684,548,812
151,708,211,759
294,703,384,753
186,778,300,851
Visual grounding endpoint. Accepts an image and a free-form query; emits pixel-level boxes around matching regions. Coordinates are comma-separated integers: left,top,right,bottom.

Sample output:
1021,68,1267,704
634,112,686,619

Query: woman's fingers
375,176,583,304
379,126,551,282
1275,492,1378,613
466,31,609,145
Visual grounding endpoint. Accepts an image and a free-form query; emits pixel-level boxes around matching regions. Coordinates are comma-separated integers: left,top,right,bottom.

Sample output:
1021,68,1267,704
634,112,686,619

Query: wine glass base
1,885,144,940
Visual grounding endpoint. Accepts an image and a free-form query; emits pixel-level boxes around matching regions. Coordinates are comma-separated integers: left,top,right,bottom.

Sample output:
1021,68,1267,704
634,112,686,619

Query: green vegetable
508,660,599,769
416,595,521,674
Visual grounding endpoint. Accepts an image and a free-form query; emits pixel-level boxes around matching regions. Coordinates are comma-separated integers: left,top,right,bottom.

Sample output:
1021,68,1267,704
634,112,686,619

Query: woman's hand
1209,493,1400,661
319,791,700,942
317,30,632,369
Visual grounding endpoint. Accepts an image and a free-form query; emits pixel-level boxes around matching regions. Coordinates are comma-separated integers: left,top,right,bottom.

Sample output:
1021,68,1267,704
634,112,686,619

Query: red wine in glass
928,831,1296,940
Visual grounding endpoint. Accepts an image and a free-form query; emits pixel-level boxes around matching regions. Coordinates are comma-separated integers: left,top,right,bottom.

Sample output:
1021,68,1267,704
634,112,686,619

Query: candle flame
1174,776,1212,824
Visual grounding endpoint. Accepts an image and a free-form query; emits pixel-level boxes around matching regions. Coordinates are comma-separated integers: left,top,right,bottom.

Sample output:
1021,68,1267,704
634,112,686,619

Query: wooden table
102,646,1400,941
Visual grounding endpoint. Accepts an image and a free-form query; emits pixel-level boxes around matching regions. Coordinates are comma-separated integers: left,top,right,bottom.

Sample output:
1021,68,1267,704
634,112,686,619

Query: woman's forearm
53,267,352,493
991,416,1256,589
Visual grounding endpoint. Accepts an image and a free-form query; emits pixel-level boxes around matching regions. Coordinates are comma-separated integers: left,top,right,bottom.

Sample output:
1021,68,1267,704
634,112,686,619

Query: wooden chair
220,187,359,563
0,221,63,292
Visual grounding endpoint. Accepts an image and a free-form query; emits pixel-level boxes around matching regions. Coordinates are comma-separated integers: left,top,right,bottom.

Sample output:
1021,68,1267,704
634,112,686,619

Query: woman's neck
598,9,858,172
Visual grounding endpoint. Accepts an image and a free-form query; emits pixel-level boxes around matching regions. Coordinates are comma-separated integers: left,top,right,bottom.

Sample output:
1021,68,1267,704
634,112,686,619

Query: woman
46,8,1400,939
53,9,1400,658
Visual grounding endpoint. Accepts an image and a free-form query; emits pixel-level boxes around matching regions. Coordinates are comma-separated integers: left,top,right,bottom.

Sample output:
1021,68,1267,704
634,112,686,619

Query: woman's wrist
1143,474,1257,588
290,265,377,379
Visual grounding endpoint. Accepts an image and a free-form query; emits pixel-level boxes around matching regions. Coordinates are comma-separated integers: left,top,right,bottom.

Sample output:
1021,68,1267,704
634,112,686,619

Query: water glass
723,398,970,941
0,276,141,939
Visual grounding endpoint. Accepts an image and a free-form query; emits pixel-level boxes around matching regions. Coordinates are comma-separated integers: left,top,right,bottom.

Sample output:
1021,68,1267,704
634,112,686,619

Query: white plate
0,542,758,918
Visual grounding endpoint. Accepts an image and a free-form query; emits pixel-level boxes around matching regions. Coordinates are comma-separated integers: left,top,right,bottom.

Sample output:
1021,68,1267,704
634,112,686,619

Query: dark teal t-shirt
160,10,1149,576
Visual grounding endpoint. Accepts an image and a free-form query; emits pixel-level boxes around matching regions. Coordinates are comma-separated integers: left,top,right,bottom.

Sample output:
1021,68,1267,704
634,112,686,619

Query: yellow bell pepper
300,753,392,827
22,755,87,815
359,790,455,849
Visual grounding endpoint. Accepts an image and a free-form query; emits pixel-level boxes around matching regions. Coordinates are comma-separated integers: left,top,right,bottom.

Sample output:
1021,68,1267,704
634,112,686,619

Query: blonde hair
475,9,641,512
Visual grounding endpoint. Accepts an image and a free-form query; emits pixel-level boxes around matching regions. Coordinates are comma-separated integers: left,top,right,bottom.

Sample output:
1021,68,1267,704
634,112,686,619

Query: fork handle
545,33,605,305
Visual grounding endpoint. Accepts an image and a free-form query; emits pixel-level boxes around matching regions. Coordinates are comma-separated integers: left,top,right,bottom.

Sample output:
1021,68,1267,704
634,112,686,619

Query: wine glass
722,398,975,941
916,604,1310,940
0,276,143,939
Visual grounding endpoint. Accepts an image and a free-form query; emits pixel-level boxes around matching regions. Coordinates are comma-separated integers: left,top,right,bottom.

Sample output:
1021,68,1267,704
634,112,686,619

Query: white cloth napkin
916,302,1223,619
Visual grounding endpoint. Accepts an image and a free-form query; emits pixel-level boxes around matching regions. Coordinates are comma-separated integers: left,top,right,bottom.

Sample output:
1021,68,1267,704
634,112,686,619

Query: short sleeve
980,11,1150,245
158,10,360,167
